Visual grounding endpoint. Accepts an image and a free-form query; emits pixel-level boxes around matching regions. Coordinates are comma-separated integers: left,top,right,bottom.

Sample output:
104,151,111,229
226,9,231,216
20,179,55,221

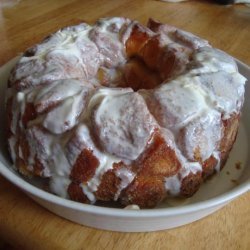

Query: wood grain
0,0,250,249
0,176,250,250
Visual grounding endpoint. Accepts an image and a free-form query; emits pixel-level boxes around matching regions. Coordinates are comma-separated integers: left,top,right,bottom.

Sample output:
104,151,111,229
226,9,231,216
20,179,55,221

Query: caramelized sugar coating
120,132,181,207
6,17,246,208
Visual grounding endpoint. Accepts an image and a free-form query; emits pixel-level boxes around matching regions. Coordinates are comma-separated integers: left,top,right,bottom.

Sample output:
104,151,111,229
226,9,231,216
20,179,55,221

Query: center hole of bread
97,57,162,91
123,57,162,91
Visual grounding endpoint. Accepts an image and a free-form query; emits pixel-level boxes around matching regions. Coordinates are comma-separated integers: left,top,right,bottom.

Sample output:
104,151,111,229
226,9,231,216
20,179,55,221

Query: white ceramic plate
0,58,249,232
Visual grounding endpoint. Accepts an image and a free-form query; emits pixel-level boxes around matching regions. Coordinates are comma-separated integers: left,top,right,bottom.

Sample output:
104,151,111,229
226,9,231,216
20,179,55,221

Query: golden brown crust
68,182,90,204
70,149,99,183
123,58,161,91
125,24,152,57
120,176,166,208
139,36,162,70
22,103,37,128
147,18,165,33
33,156,45,176
15,131,31,175
95,163,122,201
202,155,218,180
119,132,181,207
220,114,240,168
180,172,202,197
136,132,181,177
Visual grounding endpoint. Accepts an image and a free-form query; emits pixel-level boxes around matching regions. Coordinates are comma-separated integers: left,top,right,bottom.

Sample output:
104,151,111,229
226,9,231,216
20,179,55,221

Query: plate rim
0,58,249,219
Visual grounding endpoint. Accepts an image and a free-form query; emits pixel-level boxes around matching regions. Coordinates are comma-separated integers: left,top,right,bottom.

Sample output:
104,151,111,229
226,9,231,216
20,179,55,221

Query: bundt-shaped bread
6,17,246,208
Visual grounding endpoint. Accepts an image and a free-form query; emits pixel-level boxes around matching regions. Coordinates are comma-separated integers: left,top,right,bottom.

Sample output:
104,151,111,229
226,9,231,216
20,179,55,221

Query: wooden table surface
0,0,250,249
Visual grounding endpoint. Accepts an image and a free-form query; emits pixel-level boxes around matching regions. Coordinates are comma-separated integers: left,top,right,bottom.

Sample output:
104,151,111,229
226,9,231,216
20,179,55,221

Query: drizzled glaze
6,17,246,205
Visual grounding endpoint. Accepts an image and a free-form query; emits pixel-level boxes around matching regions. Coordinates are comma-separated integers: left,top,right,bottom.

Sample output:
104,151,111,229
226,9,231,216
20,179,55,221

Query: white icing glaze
34,79,87,112
8,137,17,162
17,92,25,102
10,18,129,90
89,18,129,68
42,88,88,134
50,176,71,198
10,96,20,135
114,167,136,200
165,175,182,196
151,75,209,129
80,183,96,203
124,204,140,210
25,126,72,192
195,71,246,119
162,128,203,195
48,134,72,196
68,124,121,202
177,109,222,162
25,126,54,176
164,160,202,197
93,90,157,160
190,47,238,74
174,29,209,49
213,151,221,173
